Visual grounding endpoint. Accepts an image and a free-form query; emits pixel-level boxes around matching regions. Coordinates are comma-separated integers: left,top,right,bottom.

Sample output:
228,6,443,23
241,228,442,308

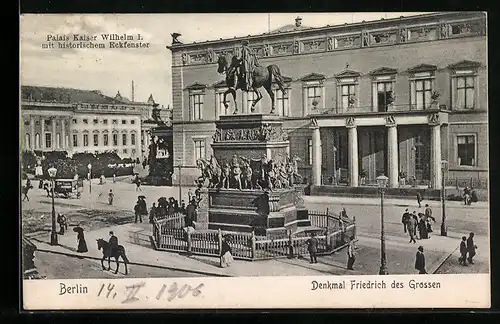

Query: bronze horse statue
96,238,129,275
216,52,287,115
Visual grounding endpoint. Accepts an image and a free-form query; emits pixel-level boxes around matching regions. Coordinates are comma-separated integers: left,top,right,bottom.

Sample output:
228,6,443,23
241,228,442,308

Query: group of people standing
401,205,436,243
459,232,478,266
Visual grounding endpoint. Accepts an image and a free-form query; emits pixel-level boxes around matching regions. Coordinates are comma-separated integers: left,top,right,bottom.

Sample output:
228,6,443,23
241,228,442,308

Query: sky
20,12,429,107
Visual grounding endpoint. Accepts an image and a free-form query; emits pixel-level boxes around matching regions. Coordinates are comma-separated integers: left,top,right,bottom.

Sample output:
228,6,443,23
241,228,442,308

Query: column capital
385,115,397,127
309,118,319,130
345,117,356,128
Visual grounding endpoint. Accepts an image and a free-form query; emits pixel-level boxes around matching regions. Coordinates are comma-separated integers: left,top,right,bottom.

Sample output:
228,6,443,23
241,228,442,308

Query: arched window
35,133,40,149
25,133,31,149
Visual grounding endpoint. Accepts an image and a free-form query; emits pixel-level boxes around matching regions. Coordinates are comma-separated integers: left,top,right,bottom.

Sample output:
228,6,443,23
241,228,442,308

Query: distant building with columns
168,12,487,189
21,85,155,159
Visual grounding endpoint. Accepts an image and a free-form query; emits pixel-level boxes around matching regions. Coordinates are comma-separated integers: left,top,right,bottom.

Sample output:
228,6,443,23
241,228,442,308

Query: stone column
30,117,35,150
52,119,57,150
311,125,322,186
430,124,442,189
302,87,308,116
387,125,399,188
242,92,248,114
40,118,45,149
61,119,65,149
347,125,359,187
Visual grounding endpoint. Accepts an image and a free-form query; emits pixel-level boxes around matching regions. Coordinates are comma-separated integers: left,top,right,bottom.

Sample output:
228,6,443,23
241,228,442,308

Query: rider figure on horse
239,40,260,91
108,231,118,258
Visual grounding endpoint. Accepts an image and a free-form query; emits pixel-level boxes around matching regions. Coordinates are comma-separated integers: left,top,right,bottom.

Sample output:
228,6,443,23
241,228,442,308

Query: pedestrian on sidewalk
411,211,419,240
401,209,410,233
135,178,142,192
306,232,318,264
57,213,68,235
220,235,233,268
134,199,143,223
346,235,356,270
73,225,88,253
408,213,417,244
415,246,427,274
149,203,157,224
467,232,478,264
416,191,423,208
113,173,116,183
459,236,468,266
108,189,114,205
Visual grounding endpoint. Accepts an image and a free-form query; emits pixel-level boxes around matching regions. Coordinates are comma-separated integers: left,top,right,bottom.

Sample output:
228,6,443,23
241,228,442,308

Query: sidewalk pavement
305,195,489,209
30,219,481,277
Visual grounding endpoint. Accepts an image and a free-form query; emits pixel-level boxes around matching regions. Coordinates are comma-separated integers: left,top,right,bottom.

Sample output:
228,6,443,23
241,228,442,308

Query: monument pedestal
195,114,309,237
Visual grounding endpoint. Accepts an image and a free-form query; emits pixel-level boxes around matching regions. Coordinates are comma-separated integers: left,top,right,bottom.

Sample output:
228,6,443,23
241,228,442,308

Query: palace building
20,85,158,159
168,12,487,189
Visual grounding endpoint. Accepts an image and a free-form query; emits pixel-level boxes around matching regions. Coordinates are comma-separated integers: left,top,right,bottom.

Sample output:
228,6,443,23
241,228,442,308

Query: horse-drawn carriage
53,179,83,198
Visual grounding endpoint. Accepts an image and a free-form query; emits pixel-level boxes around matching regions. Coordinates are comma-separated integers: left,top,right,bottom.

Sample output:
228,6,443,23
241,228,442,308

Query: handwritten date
96,282,204,304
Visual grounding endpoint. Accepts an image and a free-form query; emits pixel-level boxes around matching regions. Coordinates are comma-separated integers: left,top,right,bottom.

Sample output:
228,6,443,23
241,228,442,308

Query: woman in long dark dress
220,235,233,268
418,215,429,239
73,226,88,253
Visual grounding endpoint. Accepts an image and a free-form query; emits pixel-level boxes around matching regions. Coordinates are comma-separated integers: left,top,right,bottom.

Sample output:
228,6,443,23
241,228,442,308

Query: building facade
168,12,488,189
21,86,153,159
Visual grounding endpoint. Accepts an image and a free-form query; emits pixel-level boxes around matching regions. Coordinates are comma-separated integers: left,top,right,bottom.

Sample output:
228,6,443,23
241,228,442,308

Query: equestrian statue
216,40,287,115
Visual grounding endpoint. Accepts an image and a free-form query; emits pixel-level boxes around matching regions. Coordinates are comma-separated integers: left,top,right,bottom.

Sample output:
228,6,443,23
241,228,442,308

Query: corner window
216,91,230,117
306,86,322,111
275,88,290,117
307,139,313,165
457,135,476,166
190,92,204,120
194,139,206,162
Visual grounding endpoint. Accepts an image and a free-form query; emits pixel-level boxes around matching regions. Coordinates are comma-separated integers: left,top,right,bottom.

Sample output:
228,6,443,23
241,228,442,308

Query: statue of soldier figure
230,155,242,190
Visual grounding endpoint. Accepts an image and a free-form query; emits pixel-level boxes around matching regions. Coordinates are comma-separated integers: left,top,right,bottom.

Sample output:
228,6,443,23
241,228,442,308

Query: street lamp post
333,145,337,186
376,174,389,275
441,160,448,236
87,163,92,194
48,166,58,246
177,157,182,202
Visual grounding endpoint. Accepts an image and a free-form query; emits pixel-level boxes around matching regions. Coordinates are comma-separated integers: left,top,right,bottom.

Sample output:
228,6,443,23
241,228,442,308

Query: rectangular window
415,79,432,110
83,119,88,124
93,134,99,146
217,92,229,117
376,82,393,112
341,84,356,109
122,120,127,124
93,119,98,124
456,76,476,110
131,120,135,125
44,120,51,126
131,133,136,146
457,135,476,166
24,120,30,126
122,134,127,146
83,134,89,147
72,134,78,147
275,89,290,116
103,119,108,124
72,119,77,124
103,134,109,146
190,93,204,120
123,149,128,154
307,86,322,110
112,134,118,146
307,139,313,165
45,133,52,148
112,119,118,124
194,139,206,161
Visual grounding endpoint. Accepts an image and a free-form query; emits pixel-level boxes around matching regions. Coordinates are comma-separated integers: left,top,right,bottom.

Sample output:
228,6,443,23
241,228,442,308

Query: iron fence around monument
152,211,356,261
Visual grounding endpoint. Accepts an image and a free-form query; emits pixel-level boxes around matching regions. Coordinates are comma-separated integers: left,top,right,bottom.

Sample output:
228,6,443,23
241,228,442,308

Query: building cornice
171,13,486,67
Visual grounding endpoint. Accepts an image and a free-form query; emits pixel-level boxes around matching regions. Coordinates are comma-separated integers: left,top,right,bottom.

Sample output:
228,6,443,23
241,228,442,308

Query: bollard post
251,230,256,260
287,230,294,259
218,228,223,256
186,230,192,255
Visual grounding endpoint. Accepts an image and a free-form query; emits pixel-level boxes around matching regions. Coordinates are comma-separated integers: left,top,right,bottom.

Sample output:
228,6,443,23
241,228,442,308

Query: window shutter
410,81,416,110
372,82,378,111
451,77,456,111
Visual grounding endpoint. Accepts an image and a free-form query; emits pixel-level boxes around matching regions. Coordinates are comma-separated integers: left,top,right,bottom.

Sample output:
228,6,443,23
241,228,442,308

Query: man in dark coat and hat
415,246,427,274
467,232,478,264
459,236,468,266
185,198,197,228
108,231,118,258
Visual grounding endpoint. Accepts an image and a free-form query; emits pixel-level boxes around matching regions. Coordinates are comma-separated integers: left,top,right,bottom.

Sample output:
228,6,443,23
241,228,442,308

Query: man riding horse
239,40,260,91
